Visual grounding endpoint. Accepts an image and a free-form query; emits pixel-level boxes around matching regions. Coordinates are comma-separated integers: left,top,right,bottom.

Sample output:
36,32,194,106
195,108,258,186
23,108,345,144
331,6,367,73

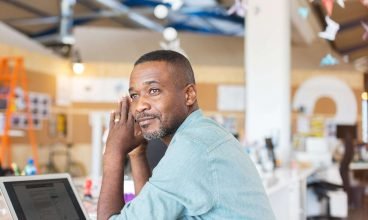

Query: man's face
129,61,188,141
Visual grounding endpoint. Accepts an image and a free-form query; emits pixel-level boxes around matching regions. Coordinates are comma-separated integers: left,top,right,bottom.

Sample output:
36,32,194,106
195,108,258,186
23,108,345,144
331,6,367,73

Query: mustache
135,112,160,121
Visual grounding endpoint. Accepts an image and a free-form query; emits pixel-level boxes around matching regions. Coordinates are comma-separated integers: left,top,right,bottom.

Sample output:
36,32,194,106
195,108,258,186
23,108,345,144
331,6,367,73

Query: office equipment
307,125,358,218
0,173,89,220
265,138,277,169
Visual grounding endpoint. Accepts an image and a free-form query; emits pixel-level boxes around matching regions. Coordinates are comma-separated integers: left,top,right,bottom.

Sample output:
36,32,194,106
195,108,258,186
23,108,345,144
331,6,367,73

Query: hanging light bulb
163,27,177,41
72,49,84,75
73,62,84,75
154,4,169,19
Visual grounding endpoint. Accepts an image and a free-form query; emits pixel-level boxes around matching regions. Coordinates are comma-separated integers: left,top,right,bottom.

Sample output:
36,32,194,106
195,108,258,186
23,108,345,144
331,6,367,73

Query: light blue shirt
110,110,275,220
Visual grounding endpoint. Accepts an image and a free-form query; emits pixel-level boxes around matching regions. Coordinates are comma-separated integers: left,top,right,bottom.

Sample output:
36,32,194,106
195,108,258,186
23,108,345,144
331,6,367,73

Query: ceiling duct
59,0,76,45
93,0,164,32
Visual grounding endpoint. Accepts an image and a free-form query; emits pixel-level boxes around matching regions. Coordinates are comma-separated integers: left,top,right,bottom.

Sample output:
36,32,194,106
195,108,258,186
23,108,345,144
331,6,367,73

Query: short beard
143,126,169,140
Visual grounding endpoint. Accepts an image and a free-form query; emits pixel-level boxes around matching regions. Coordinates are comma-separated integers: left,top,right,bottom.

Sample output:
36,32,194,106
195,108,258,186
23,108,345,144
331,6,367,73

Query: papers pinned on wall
56,75,72,106
217,85,245,111
57,76,129,104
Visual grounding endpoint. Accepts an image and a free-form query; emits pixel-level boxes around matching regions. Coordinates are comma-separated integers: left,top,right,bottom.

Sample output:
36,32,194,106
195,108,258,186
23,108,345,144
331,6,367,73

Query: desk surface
264,166,316,195
0,169,318,220
349,161,368,170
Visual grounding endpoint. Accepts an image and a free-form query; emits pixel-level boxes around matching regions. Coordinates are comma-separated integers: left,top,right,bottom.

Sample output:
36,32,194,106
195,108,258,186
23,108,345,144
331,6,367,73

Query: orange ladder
0,57,39,169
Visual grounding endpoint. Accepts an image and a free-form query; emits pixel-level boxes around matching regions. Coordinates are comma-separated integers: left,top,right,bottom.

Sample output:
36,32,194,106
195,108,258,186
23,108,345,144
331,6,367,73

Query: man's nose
135,96,150,112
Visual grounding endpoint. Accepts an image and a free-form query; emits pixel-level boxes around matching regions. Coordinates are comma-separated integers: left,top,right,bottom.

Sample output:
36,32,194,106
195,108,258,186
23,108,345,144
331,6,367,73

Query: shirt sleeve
109,135,215,220
109,182,186,220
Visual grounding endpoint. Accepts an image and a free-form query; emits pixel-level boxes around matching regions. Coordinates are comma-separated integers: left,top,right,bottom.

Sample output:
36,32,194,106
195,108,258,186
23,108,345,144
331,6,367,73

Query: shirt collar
175,109,202,135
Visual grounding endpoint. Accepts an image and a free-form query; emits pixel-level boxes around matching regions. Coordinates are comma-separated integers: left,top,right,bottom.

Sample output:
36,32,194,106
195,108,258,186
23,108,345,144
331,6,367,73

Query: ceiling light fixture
72,49,84,75
163,27,178,41
154,4,169,19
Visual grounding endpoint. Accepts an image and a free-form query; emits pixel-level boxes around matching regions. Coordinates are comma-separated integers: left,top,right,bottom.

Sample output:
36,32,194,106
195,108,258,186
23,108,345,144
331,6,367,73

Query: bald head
134,50,195,88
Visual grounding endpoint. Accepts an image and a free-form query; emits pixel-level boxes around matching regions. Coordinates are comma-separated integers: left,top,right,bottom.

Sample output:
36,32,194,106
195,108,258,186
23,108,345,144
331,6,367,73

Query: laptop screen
4,178,86,220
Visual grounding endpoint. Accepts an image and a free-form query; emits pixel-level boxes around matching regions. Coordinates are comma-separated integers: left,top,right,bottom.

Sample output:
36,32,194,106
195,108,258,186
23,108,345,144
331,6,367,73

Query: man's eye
149,88,160,95
130,94,139,100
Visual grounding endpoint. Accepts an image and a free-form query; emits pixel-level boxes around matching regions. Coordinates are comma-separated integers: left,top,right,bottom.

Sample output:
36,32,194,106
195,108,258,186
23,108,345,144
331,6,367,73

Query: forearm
97,153,126,220
129,145,151,195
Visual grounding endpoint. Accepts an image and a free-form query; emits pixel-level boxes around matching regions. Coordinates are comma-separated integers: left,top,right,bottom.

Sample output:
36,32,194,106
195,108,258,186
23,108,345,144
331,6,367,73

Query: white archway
293,76,357,125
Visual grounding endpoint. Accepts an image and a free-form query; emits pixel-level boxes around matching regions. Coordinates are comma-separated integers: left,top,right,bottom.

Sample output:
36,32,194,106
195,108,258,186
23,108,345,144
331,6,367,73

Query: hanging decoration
361,21,368,41
155,1,187,56
320,53,339,66
343,55,349,63
319,16,340,41
160,37,187,57
308,1,348,67
160,27,187,56
322,0,334,16
298,7,309,20
360,0,368,8
336,0,345,8
227,0,247,17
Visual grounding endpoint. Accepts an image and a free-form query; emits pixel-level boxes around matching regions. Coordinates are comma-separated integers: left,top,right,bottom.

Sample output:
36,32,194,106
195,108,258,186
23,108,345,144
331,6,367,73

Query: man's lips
135,116,157,127
136,116,156,123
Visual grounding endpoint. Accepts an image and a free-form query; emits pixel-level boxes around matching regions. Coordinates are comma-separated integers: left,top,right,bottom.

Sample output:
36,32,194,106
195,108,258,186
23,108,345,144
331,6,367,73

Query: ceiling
0,0,244,56
0,0,367,69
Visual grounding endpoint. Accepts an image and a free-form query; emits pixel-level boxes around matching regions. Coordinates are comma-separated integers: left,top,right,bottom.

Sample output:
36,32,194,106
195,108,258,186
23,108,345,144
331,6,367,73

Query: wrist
103,146,127,164
104,141,131,156
128,144,147,158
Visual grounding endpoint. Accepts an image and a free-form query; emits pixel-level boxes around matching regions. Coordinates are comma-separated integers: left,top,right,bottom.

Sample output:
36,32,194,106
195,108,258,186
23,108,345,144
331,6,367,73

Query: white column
89,112,106,180
245,0,291,162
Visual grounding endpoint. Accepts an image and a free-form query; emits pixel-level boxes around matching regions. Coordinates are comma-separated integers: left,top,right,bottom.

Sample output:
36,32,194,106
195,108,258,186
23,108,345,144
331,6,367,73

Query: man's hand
128,143,151,195
105,96,144,156
98,96,144,220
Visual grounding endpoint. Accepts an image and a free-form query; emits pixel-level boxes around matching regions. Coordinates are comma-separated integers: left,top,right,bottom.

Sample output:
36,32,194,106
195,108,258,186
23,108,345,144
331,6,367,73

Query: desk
264,167,316,220
350,161,368,170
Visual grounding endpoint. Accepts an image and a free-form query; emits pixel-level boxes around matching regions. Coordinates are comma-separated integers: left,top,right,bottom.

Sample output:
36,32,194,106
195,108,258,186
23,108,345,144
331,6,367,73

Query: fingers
108,95,135,136
114,98,122,123
133,118,142,136
109,110,115,128
120,96,129,123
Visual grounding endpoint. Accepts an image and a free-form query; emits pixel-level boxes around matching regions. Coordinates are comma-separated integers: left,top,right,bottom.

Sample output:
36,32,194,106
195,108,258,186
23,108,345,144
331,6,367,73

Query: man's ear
184,84,197,106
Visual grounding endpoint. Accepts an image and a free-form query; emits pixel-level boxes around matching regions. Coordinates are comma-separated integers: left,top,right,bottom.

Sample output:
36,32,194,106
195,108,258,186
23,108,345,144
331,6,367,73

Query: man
98,50,275,220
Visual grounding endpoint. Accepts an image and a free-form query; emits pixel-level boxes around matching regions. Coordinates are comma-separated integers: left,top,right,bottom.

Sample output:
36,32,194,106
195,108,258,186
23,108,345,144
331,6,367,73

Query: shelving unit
0,57,39,169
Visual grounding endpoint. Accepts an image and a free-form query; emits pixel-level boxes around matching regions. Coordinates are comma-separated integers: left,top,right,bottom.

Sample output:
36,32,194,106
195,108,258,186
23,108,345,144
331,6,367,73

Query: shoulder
150,116,224,178
173,116,236,152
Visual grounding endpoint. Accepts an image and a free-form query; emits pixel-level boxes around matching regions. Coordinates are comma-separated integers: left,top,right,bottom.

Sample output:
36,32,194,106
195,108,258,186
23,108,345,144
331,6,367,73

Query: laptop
0,173,90,220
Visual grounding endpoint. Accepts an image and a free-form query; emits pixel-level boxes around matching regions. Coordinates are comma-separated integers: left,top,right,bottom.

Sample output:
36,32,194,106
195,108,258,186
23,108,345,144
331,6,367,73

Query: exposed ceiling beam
59,0,75,44
1,0,50,17
78,0,129,28
337,42,368,55
93,0,164,32
5,10,131,26
339,16,368,31
28,0,127,44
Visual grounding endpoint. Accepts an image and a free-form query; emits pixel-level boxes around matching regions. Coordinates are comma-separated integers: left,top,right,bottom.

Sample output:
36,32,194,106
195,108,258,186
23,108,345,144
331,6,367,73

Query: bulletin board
68,83,224,143
11,70,58,146
21,71,366,145
8,70,244,145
